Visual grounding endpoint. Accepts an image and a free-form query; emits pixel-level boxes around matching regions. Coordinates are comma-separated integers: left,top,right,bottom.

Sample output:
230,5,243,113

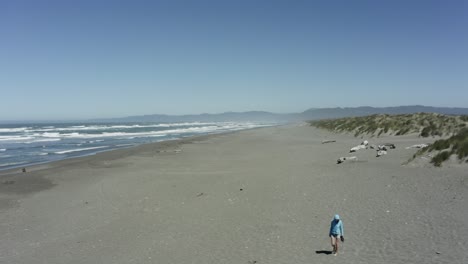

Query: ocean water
0,121,274,171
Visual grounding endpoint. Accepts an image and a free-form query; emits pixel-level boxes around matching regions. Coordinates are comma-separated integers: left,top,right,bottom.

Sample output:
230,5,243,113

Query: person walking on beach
329,214,344,256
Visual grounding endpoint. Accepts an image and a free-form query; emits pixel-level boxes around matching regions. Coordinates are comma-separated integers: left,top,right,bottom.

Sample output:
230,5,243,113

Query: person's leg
330,236,336,253
334,237,340,255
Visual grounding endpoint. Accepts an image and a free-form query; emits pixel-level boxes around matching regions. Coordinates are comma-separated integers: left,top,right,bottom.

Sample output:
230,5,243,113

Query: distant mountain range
93,105,468,123
300,106,468,120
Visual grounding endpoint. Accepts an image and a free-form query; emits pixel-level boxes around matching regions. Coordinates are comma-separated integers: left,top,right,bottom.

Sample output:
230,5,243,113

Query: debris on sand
337,156,358,164
383,143,396,149
406,144,429,149
349,140,369,152
376,150,388,157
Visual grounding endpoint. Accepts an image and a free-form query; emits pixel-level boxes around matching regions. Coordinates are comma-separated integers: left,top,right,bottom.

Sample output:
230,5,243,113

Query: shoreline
0,121,280,173
0,125,278,176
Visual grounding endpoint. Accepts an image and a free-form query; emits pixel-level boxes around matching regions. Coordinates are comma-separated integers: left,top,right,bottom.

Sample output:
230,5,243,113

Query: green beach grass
415,128,468,166
309,113,468,138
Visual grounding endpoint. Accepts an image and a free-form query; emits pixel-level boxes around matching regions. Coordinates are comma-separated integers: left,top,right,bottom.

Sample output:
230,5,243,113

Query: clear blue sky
1,0,467,120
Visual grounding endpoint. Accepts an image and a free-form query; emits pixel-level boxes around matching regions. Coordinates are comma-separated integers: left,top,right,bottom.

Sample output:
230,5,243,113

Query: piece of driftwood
376,150,388,157
337,156,358,164
405,144,428,149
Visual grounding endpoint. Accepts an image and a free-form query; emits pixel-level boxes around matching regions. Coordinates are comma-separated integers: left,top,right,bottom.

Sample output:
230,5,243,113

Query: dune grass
309,113,468,138
422,128,468,166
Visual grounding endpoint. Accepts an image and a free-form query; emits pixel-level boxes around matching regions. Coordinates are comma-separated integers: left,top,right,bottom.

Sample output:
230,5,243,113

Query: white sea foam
40,123,267,140
88,139,105,143
25,122,217,133
0,127,30,133
0,135,35,142
41,132,62,138
116,144,135,147
0,161,27,167
0,148,5,151
25,138,62,143
1,122,272,145
54,146,108,155
43,131,167,139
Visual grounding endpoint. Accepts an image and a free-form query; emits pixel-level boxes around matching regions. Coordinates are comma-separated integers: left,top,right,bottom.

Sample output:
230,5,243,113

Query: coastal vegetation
309,113,468,138
414,128,468,166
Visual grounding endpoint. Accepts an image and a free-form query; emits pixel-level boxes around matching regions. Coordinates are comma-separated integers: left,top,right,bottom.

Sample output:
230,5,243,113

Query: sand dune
1,124,467,263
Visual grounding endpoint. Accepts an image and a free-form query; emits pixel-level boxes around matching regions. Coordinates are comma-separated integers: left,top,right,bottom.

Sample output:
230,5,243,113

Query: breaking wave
54,146,109,155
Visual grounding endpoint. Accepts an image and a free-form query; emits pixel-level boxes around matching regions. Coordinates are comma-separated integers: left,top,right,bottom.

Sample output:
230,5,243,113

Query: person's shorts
331,234,341,238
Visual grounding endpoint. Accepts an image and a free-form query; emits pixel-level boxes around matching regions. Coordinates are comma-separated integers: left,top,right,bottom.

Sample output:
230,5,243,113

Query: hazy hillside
90,106,468,123
92,111,300,123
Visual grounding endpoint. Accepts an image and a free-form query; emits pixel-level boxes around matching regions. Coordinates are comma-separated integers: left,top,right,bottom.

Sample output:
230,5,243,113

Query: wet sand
1,124,467,263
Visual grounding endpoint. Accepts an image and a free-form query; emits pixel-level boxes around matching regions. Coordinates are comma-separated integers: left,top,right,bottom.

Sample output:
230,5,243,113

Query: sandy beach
0,124,467,264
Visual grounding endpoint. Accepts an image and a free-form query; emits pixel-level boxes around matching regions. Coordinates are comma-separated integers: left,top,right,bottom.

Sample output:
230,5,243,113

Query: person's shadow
315,250,333,255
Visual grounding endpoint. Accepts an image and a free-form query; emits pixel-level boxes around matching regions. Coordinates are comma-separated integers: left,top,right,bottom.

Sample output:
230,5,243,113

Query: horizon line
1,105,468,123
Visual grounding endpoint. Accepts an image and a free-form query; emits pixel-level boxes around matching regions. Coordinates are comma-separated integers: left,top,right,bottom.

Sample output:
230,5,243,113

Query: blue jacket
329,220,344,236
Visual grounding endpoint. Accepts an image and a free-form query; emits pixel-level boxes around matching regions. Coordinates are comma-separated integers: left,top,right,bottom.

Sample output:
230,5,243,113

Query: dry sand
0,124,467,264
